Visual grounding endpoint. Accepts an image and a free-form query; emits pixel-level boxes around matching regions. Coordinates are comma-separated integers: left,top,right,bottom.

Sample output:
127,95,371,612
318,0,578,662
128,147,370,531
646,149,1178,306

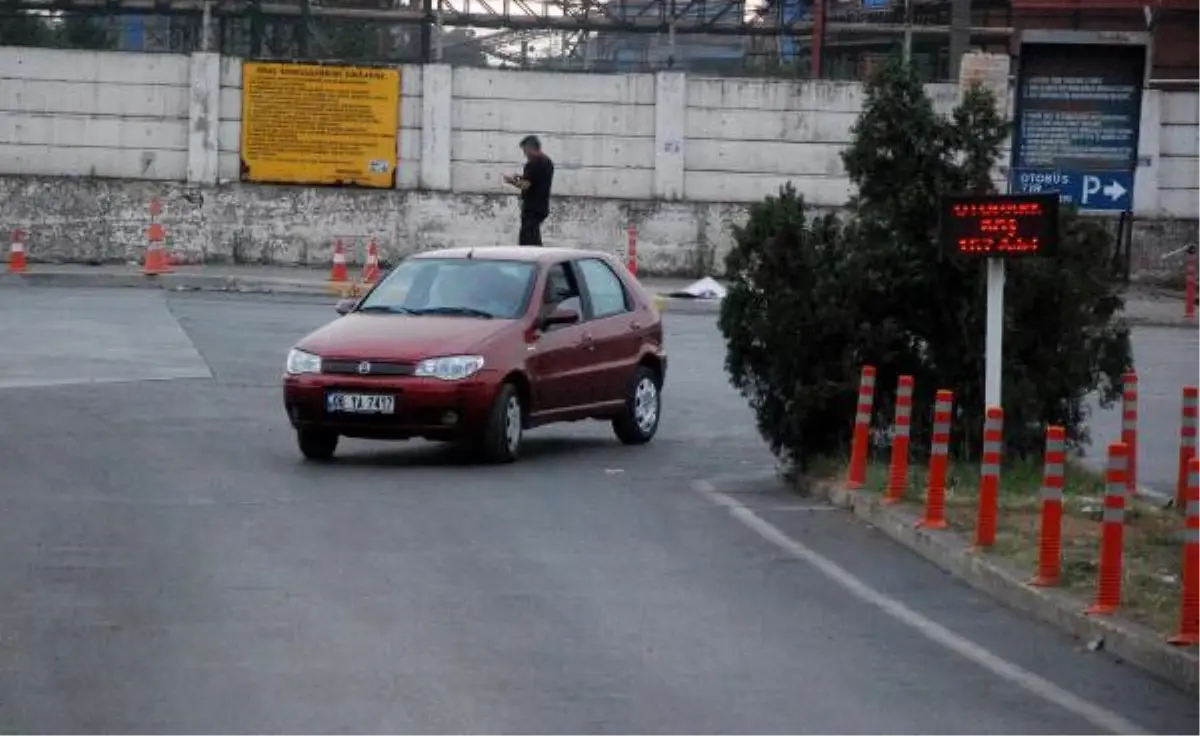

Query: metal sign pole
434,0,444,63
959,51,1013,411
985,258,1005,407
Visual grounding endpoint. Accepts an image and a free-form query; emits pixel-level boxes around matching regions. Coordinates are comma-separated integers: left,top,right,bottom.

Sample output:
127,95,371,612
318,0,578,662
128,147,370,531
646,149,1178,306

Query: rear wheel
297,428,338,461
478,383,523,464
613,365,661,445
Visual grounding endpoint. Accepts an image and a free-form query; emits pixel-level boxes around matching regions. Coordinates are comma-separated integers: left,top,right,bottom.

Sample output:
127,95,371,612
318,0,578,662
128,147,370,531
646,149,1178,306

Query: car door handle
579,332,595,349
629,320,641,330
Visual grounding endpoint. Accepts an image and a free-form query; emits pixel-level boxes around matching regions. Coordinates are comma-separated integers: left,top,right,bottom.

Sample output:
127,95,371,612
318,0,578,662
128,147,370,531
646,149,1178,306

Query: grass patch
813,453,1187,637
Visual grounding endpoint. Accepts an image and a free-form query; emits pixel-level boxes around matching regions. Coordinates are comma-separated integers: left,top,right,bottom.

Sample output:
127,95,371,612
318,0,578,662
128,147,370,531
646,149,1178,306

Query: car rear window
359,258,538,319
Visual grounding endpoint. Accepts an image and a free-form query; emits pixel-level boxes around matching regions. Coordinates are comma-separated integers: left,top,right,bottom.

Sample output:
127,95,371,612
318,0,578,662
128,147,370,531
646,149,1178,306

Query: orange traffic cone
144,241,168,275
8,229,28,273
144,232,168,275
361,238,381,285
153,198,174,273
330,240,348,282
143,198,169,276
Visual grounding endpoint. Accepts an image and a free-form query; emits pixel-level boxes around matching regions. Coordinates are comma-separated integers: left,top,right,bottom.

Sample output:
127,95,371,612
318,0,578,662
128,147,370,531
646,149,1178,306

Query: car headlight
286,348,322,375
415,355,485,381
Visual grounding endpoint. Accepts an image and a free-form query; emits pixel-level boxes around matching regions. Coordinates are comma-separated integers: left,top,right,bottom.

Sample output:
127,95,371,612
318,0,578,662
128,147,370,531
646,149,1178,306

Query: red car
283,246,667,463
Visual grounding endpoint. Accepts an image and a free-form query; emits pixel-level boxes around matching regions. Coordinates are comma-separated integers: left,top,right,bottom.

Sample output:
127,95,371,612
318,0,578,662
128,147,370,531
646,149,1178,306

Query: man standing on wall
503,135,554,246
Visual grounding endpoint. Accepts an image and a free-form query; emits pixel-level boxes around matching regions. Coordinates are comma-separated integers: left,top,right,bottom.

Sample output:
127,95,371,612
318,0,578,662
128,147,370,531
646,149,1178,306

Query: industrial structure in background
0,0,1196,80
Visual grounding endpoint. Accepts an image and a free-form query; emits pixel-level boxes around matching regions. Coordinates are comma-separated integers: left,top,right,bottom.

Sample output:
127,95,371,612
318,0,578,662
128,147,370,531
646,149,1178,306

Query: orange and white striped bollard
1030,426,1067,587
1121,371,1138,498
883,375,915,504
1177,386,1197,511
1087,442,1129,615
626,224,638,277
1168,456,1199,645
919,389,953,529
846,365,876,490
1185,249,1196,322
974,406,1004,548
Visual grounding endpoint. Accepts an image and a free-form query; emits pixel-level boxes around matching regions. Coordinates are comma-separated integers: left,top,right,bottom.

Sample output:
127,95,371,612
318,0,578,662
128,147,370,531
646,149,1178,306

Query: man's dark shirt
521,154,554,217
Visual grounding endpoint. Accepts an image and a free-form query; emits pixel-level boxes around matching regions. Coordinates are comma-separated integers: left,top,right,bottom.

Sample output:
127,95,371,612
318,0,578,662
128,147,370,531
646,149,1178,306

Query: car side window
577,259,630,319
540,262,582,327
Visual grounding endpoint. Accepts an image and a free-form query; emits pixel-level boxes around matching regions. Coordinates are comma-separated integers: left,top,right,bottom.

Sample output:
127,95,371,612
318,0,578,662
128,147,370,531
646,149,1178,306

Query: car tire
297,428,338,461
612,365,661,445
478,382,523,464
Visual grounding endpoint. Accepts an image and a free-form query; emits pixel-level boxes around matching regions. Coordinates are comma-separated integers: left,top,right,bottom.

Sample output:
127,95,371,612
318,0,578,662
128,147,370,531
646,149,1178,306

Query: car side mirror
542,306,580,327
334,298,357,315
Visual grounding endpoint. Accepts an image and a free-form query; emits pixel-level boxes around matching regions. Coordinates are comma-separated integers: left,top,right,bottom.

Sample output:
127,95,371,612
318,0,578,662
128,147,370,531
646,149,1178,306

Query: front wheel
297,428,338,461
612,365,661,445
477,382,524,464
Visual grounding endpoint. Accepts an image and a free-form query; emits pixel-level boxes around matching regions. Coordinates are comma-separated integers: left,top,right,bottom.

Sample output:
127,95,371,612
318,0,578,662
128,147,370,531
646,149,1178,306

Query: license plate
326,393,396,414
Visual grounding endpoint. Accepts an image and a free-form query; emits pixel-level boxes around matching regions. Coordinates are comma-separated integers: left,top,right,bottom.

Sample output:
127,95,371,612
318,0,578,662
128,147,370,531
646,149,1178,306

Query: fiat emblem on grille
357,361,372,375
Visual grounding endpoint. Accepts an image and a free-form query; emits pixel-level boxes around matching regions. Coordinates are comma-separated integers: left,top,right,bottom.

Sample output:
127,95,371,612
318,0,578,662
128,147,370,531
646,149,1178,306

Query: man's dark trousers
519,210,546,246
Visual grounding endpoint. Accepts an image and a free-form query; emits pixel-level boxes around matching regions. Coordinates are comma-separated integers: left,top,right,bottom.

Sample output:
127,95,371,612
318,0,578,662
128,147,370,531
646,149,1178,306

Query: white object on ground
668,276,727,300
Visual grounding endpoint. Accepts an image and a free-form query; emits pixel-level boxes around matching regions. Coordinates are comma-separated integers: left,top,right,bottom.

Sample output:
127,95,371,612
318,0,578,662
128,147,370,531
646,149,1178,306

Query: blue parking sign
1012,169,1135,212
1010,38,1145,214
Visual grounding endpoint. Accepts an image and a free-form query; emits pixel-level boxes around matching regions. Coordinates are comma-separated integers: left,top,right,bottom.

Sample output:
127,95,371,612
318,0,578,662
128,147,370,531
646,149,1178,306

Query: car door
573,257,642,404
525,261,592,417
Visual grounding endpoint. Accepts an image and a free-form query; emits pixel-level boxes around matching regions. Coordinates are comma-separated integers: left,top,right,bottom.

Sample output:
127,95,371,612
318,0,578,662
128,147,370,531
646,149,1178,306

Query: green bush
718,186,865,471
718,57,1132,471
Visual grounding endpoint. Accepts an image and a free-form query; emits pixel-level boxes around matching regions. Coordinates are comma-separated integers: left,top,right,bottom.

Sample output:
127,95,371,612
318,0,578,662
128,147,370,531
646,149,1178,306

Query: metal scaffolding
1,0,1015,76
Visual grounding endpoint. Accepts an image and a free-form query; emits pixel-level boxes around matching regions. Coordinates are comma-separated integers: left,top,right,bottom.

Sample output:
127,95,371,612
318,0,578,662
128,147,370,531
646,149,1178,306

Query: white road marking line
690,479,1149,736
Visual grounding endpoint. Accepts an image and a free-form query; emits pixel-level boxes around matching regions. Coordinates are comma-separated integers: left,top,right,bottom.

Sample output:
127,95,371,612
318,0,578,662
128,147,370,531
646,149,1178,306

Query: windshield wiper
411,306,495,319
356,305,415,314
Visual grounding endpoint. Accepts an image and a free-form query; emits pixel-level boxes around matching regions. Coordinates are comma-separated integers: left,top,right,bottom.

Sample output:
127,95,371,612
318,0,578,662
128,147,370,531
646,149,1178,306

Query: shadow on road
318,434,622,468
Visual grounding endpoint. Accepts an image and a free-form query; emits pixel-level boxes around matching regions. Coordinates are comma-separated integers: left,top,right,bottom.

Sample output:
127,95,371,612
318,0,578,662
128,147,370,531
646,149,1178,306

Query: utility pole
949,0,971,79
902,0,913,62
420,0,433,63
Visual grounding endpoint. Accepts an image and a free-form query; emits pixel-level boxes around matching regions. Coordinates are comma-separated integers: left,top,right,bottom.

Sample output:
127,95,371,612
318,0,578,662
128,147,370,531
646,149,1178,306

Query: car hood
296,313,511,361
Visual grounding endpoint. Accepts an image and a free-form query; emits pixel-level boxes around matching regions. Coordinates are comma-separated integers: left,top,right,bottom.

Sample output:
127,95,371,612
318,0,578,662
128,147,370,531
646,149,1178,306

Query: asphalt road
1082,325,1200,497
0,287,1195,734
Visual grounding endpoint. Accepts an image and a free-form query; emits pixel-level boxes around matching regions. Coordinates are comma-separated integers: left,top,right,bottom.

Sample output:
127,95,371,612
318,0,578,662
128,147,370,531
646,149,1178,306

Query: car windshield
356,257,537,320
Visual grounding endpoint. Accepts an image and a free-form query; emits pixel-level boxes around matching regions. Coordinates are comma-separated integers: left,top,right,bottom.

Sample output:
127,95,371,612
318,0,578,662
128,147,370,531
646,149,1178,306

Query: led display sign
939,193,1060,258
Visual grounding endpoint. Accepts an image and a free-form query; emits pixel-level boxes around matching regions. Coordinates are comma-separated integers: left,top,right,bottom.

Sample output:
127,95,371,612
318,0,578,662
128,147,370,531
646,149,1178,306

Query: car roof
410,245,612,264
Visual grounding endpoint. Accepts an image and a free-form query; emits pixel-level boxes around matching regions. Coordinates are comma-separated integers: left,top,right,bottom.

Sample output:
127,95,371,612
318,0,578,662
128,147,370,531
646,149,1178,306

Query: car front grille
321,359,415,377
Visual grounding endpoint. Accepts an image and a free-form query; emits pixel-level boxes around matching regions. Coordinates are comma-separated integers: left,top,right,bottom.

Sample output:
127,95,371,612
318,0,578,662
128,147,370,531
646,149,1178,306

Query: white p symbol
1081,175,1101,205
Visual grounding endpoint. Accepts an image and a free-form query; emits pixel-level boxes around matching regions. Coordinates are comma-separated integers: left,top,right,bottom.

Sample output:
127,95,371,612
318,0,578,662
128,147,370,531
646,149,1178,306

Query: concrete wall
1157,90,1199,220
1,46,1196,276
0,47,191,179
448,68,657,200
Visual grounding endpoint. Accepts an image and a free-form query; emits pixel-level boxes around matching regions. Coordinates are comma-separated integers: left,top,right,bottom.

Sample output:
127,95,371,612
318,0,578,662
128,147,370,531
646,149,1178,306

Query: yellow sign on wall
240,62,400,188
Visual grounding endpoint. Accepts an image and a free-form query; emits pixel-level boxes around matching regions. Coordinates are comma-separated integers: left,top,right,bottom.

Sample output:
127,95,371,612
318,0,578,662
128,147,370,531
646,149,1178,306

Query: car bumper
283,371,500,440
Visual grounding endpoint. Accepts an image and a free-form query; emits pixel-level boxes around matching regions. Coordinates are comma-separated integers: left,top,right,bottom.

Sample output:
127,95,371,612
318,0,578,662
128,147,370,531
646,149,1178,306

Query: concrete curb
1121,315,1198,330
1,269,726,315
0,270,338,297
811,479,1199,693
1120,286,1197,329
1128,284,1189,301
